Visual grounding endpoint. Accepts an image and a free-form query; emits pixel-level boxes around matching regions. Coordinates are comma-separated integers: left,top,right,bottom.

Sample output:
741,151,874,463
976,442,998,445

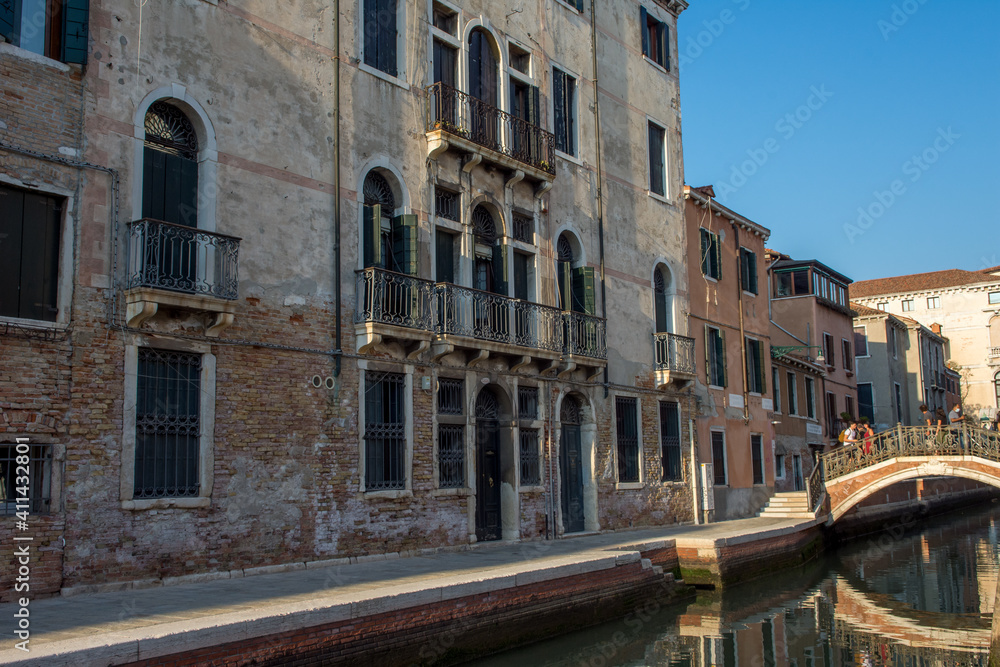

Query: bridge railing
821,424,1000,483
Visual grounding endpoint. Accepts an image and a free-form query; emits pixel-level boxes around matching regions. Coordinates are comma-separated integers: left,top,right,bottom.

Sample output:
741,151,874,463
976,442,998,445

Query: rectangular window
435,229,456,283
437,424,464,488
647,122,666,196
842,339,853,371
438,377,463,414
901,299,914,312
857,385,874,424
512,212,533,244
0,0,89,64
845,394,856,421
0,184,62,322
706,325,727,387
1,442,52,515
364,371,406,491
134,348,202,499
519,429,541,485
435,187,459,221
433,39,457,88
640,6,669,70
894,382,903,425
700,229,722,280
786,371,797,415
432,2,456,34
363,0,397,77
751,434,764,485
740,248,758,294
553,68,576,156
877,302,888,311
990,292,1000,305
854,326,868,357
659,401,681,481
518,386,539,419
774,453,785,480
772,367,781,413
745,338,765,394
825,392,837,436
823,332,835,367
927,296,941,309
805,377,816,419
888,324,897,359
774,269,810,297
615,397,640,483
711,431,726,486
508,41,530,74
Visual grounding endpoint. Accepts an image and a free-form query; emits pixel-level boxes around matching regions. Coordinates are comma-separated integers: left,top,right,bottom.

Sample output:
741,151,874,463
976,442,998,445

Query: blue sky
677,0,999,283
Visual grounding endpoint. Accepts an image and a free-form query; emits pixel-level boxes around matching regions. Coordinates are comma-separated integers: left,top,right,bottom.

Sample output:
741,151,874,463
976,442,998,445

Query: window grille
0,443,52,515
615,397,639,483
364,371,406,491
659,401,681,482
363,171,396,209
519,429,541,485
512,213,533,243
438,378,464,415
472,206,498,245
438,425,465,488
476,389,500,419
557,234,574,263
561,395,580,424
518,386,539,420
145,102,198,159
435,187,459,221
135,348,202,499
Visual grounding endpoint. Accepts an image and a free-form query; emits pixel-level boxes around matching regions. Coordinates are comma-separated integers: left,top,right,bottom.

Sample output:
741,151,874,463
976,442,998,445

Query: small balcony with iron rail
124,218,241,337
653,332,696,389
355,268,607,375
425,82,556,188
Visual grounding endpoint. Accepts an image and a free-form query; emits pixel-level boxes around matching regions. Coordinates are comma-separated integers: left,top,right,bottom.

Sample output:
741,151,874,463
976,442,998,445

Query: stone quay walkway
0,516,820,666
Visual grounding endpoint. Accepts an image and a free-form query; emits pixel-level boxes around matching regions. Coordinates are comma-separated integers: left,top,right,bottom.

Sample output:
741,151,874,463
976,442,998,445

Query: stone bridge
805,425,1000,523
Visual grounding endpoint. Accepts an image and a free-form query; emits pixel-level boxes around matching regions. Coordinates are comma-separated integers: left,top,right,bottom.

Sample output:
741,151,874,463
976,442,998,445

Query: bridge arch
827,457,1000,522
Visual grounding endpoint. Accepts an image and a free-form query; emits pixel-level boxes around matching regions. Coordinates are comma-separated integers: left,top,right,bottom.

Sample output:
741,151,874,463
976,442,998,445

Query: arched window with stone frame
361,170,417,276
556,232,594,315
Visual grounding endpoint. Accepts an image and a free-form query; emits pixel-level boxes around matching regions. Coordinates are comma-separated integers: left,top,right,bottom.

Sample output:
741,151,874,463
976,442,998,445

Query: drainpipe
734,224,749,423
689,418,700,524
589,0,608,398
332,0,343,375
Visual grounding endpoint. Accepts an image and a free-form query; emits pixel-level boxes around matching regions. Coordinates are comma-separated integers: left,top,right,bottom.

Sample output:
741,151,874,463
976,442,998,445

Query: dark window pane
518,386,539,420
364,371,406,490
519,429,540,485
616,397,639,483
711,432,726,485
660,401,681,481
438,378,463,415
438,424,465,488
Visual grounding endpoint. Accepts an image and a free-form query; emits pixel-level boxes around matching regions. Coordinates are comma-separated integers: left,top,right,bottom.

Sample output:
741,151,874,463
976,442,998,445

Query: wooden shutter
377,0,397,76
491,243,509,295
553,69,566,153
757,341,767,394
19,194,61,321
648,124,664,195
0,0,14,44
0,186,25,318
565,76,575,155
435,230,454,283
713,233,722,280
558,260,572,311
704,326,712,385
142,148,197,226
363,0,378,69
662,23,670,71
142,147,165,221
392,214,418,276
700,229,709,275
718,328,728,387
640,6,649,58
513,252,528,301
61,0,90,64
654,287,667,333
363,205,382,268
572,266,595,315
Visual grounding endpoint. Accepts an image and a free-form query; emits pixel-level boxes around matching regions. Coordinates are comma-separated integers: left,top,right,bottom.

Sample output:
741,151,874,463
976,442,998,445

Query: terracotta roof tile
850,302,885,317
851,268,1000,298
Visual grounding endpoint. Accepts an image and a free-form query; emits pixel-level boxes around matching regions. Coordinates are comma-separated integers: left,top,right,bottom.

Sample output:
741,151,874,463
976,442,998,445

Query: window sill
616,481,644,490
431,487,470,497
642,55,670,75
0,42,72,72
358,62,410,91
742,290,758,298
702,274,719,283
648,189,669,204
122,498,210,510
555,149,583,167
554,0,585,14
1,316,69,333
363,488,413,499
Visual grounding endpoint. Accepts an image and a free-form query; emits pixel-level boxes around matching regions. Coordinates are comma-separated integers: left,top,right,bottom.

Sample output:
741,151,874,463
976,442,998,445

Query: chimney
931,323,942,335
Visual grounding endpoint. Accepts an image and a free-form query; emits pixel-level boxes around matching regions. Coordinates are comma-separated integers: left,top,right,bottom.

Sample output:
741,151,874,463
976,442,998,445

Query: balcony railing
989,346,1000,361
355,269,607,360
426,82,556,175
126,219,240,300
354,267,436,331
653,333,696,375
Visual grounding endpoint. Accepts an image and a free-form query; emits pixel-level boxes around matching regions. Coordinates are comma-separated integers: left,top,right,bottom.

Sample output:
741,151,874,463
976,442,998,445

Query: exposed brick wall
120,561,690,667
0,515,65,603
0,52,84,155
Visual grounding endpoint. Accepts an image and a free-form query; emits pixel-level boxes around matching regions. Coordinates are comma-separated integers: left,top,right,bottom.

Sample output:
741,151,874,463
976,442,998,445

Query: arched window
472,205,505,295
468,28,499,147
557,232,594,315
653,265,673,333
143,101,199,227
995,371,1000,409
561,395,580,424
361,170,416,275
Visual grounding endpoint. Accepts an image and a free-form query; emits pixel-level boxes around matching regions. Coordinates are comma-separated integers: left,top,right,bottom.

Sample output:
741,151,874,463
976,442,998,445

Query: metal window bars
437,425,465,488
364,371,407,491
519,429,541,486
0,443,53,515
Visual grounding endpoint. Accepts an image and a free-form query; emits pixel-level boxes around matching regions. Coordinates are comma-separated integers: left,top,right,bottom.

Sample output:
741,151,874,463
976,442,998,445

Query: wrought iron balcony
563,311,607,361
124,219,240,336
354,268,436,331
425,82,556,178
653,332,696,389
436,283,564,353
126,219,240,299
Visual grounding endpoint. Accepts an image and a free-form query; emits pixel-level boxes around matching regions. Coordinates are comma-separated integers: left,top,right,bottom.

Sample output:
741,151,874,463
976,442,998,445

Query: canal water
472,502,1000,667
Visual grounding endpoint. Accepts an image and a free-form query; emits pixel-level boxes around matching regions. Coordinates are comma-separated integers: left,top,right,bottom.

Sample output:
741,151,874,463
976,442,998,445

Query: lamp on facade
771,345,826,365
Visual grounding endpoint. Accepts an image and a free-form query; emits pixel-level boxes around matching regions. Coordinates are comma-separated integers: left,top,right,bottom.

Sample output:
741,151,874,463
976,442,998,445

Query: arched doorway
653,264,673,334
475,387,502,541
468,27,499,148
472,206,509,338
560,395,585,533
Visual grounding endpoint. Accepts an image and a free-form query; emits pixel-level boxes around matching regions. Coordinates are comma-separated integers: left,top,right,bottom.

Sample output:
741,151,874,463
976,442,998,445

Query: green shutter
435,230,454,283
719,328,727,387
713,233,722,280
758,341,767,394
558,260,572,311
700,230,709,276
572,266,596,315
392,214,418,276
0,0,14,44
61,0,90,64
704,326,712,385
0,186,24,318
491,243,509,295
363,205,382,268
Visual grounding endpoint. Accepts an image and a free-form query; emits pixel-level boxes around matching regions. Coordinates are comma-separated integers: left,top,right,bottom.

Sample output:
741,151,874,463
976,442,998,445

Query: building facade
684,185,773,520
852,267,1000,420
851,304,915,429
0,0,703,597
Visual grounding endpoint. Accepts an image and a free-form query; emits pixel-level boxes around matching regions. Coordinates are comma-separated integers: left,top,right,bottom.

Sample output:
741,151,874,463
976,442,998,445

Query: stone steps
758,491,816,519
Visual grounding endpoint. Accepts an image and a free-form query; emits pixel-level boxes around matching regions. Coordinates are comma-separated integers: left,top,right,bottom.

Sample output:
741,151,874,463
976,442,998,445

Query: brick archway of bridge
825,456,1000,522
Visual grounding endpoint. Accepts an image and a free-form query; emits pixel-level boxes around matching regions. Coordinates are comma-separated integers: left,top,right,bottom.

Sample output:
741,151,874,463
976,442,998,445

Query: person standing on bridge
949,404,966,452
934,407,948,445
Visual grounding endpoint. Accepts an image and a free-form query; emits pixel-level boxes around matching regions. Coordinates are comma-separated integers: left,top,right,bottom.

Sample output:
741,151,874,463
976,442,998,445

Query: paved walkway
0,516,819,666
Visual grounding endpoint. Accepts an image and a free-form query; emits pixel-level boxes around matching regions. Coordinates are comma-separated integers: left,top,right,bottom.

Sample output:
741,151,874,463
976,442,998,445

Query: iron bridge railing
426,82,556,175
653,332,696,375
126,219,240,300
355,268,607,360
